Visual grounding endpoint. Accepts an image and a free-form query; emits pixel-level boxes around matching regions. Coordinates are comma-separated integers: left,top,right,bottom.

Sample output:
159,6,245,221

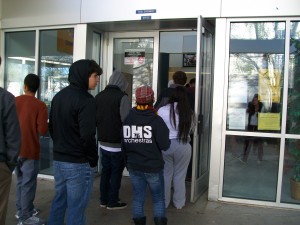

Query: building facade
0,0,300,210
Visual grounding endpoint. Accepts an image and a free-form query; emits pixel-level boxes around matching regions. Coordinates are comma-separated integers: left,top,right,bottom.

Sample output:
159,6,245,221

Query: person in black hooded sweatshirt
122,86,170,225
48,59,102,225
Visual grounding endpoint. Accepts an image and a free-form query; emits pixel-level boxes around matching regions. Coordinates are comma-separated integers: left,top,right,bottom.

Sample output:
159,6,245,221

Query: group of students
0,58,195,225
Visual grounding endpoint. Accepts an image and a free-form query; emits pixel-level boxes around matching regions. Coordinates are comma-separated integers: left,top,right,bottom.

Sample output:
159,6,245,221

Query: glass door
191,16,215,201
107,32,159,106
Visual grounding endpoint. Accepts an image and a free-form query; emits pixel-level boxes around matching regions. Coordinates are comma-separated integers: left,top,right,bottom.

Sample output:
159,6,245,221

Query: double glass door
108,18,214,202
191,17,214,201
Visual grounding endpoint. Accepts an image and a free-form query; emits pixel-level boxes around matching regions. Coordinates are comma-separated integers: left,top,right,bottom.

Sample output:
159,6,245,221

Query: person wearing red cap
122,85,170,225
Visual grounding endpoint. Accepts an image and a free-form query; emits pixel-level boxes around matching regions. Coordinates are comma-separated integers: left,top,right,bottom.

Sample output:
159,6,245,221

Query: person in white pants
157,86,194,209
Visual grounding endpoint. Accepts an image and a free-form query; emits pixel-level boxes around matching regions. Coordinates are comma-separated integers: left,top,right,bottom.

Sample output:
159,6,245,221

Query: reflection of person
243,94,264,163
48,59,102,225
122,86,170,225
95,70,131,210
0,56,21,225
158,86,194,209
15,74,48,225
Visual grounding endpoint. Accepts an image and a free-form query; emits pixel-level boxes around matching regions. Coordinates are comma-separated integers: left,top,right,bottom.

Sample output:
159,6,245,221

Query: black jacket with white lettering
122,107,170,173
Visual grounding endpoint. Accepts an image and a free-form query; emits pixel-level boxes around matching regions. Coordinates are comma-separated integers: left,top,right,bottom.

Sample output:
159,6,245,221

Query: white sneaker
15,208,40,220
17,216,46,225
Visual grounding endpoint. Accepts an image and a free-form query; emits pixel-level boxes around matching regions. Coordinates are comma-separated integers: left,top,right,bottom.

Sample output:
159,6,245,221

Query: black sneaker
106,202,127,210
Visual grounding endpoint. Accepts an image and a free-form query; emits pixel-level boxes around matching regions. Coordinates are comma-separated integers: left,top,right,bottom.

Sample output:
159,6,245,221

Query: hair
173,71,187,85
169,86,193,143
189,78,196,85
0,56,2,65
24,74,40,93
88,59,103,77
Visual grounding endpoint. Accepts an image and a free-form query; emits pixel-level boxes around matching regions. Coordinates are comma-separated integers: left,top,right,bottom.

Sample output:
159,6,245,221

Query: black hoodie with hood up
49,60,98,167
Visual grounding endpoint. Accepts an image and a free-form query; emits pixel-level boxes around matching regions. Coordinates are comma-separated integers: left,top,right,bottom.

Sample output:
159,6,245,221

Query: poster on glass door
124,49,145,65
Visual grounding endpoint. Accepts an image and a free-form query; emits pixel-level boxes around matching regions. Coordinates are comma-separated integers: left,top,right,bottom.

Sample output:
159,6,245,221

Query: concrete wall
1,0,81,28
1,0,300,29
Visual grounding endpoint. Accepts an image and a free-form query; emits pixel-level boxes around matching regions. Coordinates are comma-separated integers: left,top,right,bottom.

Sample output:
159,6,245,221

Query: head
252,94,259,105
169,86,193,143
189,78,196,87
68,59,102,90
108,70,128,92
173,71,187,85
24,74,40,93
135,85,155,105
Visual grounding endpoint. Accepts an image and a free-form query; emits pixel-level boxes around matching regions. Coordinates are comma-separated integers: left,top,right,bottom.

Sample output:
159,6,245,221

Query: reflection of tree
40,55,72,103
229,22,285,108
287,33,300,133
129,39,153,103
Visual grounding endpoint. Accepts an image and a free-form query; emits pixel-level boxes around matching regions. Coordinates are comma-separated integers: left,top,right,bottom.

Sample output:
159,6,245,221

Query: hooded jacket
49,60,98,167
122,107,170,173
0,87,21,171
95,70,131,148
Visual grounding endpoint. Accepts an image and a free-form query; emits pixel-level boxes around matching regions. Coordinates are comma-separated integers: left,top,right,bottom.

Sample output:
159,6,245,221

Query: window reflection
39,28,74,175
223,135,279,201
5,31,36,96
287,21,300,134
39,29,74,108
281,139,300,203
113,38,153,107
227,22,285,132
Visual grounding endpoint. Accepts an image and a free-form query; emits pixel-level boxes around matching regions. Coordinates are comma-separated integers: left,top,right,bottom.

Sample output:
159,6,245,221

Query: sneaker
17,216,46,225
106,202,127,210
100,202,107,208
15,208,40,220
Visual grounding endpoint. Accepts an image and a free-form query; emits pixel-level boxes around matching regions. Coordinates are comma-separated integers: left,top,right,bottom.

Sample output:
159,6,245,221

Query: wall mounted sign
124,49,145,65
136,9,156,14
258,113,281,130
183,53,196,67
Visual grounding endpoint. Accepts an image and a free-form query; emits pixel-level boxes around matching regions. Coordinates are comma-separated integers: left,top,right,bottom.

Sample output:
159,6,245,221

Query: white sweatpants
162,139,191,209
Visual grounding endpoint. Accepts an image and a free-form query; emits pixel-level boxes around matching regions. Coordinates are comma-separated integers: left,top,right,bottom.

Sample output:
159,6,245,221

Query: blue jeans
15,159,39,221
129,169,165,219
100,148,125,206
48,161,94,225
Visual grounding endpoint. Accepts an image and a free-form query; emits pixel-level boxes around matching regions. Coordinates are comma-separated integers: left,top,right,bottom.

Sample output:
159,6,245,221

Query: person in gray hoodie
95,69,131,210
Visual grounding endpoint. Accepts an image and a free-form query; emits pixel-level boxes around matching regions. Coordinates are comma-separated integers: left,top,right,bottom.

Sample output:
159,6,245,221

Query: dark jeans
129,169,165,218
100,148,125,206
15,159,39,221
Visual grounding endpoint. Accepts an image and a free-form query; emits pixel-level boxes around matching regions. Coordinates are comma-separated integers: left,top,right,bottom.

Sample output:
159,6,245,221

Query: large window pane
39,28,74,175
287,21,300,134
4,31,35,96
223,135,279,201
39,29,74,106
113,38,153,106
281,139,300,204
227,22,285,133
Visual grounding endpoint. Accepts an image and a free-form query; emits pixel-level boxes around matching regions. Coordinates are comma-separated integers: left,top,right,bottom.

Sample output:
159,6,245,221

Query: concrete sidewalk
6,175,300,225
